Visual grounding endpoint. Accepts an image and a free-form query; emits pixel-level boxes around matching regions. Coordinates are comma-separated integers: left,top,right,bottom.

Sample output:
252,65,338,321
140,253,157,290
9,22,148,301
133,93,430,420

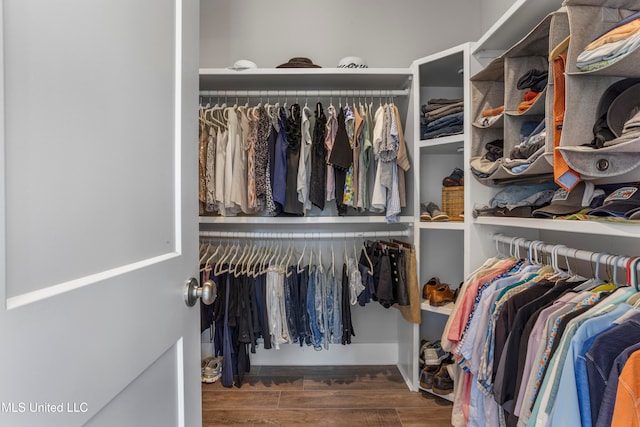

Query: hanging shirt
370,105,387,212
205,123,216,212
224,106,240,215
325,105,337,202
230,106,250,214
297,105,313,212
214,126,227,215
246,107,258,213
342,105,356,207
272,107,288,212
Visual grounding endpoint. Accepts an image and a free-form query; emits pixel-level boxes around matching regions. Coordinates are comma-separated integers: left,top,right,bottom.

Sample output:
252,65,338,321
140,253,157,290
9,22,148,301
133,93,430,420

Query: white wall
200,0,484,68
479,0,516,35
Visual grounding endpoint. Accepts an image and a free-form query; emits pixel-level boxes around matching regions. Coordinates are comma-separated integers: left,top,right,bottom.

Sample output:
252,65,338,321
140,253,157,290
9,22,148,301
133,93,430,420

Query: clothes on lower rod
199,238,419,387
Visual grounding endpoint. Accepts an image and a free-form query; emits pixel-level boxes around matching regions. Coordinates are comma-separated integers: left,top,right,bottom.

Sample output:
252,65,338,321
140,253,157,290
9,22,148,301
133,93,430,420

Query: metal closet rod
198,89,409,97
199,230,410,240
493,234,635,271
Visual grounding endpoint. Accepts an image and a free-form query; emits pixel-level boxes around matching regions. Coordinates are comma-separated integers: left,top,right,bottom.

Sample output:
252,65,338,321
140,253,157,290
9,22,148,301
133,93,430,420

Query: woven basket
442,186,464,221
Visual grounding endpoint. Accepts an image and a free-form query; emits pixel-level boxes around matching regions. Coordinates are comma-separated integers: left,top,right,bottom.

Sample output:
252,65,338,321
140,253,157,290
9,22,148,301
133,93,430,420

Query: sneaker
426,202,449,221
420,203,432,221
419,340,432,368
202,356,223,383
422,340,448,366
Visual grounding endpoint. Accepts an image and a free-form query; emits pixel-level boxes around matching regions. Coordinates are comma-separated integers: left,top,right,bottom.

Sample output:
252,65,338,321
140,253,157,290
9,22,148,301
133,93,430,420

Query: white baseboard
201,342,399,366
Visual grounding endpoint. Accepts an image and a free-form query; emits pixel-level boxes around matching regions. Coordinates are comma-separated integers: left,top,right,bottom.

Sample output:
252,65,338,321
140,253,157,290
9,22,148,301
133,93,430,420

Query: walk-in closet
4,0,640,426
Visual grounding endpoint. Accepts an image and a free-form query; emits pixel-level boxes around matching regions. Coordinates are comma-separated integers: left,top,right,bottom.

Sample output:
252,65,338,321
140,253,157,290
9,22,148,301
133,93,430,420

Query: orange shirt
612,350,640,427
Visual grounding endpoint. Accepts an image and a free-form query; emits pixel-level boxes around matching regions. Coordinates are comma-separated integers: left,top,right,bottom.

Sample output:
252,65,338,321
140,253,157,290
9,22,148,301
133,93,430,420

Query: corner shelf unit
410,42,472,395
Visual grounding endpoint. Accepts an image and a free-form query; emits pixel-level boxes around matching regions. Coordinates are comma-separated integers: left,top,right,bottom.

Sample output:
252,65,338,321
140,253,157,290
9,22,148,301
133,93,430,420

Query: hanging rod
198,89,409,98
493,234,634,271
199,230,410,240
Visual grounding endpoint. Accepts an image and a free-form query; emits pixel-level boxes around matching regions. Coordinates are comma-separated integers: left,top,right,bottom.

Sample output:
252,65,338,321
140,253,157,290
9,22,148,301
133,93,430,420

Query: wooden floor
202,365,453,426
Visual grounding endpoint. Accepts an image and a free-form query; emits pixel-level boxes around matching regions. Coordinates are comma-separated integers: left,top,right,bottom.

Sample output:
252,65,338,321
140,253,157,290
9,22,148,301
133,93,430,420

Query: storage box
442,186,464,221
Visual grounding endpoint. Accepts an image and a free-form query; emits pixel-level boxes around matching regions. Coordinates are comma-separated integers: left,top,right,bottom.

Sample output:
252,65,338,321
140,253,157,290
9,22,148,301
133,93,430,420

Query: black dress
309,102,327,210
284,104,304,215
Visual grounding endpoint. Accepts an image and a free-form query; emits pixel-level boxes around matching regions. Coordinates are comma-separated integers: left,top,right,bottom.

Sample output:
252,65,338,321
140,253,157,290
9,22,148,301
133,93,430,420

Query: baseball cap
337,56,368,68
588,185,640,217
228,59,257,71
532,181,601,217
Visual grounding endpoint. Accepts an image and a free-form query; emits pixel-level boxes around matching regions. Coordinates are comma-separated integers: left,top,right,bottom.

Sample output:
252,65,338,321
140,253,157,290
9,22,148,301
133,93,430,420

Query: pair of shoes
422,277,441,300
420,202,449,221
202,356,223,383
429,284,458,307
432,363,455,395
442,167,464,187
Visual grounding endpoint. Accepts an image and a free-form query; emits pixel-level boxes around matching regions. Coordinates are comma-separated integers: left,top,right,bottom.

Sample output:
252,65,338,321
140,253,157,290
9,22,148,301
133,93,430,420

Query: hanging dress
284,103,304,215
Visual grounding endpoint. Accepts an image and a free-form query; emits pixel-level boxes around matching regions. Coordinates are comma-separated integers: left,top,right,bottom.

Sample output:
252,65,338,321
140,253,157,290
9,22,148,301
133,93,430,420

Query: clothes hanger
297,240,307,273
361,238,374,276
214,238,232,276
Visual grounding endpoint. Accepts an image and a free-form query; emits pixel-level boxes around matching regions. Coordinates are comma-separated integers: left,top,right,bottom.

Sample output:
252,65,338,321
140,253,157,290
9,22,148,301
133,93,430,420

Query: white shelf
472,0,562,59
418,134,465,154
418,221,464,231
200,215,415,225
421,300,454,315
199,68,413,91
474,217,640,238
419,386,454,402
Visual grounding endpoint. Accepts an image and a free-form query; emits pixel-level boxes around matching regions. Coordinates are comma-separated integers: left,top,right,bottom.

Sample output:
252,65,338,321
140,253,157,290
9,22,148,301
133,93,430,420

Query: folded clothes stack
421,98,464,139
476,105,504,127
577,12,640,72
515,69,547,113
503,119,546,174
470,139,504,179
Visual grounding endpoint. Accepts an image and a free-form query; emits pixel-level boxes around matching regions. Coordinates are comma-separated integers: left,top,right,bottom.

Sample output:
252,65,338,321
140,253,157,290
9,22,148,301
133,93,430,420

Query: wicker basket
442,186,464,221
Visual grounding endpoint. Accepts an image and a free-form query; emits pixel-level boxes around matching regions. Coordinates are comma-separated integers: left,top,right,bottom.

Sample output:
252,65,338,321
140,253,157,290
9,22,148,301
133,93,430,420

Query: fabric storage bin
470,57,510,186
470,13,560,187
442,186,464,221
502,13,555,179
558,0,640,182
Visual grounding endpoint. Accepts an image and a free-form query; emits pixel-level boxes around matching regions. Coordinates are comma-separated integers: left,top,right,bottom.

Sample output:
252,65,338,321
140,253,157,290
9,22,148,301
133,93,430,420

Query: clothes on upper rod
198,99,409,222
198,237,419,388
439,248,640,427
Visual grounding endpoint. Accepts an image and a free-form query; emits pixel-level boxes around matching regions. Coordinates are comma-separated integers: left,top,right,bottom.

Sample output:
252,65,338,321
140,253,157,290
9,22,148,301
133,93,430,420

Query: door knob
184,277,216,307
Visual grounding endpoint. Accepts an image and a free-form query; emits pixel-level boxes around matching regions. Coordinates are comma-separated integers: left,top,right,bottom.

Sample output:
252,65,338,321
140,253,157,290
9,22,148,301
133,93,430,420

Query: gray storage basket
558,0,640,182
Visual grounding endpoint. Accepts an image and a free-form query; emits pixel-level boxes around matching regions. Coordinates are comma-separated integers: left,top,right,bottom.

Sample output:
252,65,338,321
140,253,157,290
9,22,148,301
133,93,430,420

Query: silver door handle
184,277,216,306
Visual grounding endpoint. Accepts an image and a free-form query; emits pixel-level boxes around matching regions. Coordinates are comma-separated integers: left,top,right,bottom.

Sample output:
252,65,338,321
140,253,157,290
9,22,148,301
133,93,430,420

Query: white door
0,1,201,426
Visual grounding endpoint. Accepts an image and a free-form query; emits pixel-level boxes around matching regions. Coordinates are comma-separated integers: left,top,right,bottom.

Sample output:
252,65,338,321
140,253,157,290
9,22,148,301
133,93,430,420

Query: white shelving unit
410,42,471,397
198,67,421,390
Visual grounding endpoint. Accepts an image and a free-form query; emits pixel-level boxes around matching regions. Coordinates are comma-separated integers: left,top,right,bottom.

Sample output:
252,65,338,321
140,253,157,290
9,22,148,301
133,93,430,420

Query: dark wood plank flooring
202,365,453,426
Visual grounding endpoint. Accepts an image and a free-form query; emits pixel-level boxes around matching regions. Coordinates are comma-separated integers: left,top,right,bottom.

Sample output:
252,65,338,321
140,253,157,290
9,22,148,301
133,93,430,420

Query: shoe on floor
202,356,223,383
